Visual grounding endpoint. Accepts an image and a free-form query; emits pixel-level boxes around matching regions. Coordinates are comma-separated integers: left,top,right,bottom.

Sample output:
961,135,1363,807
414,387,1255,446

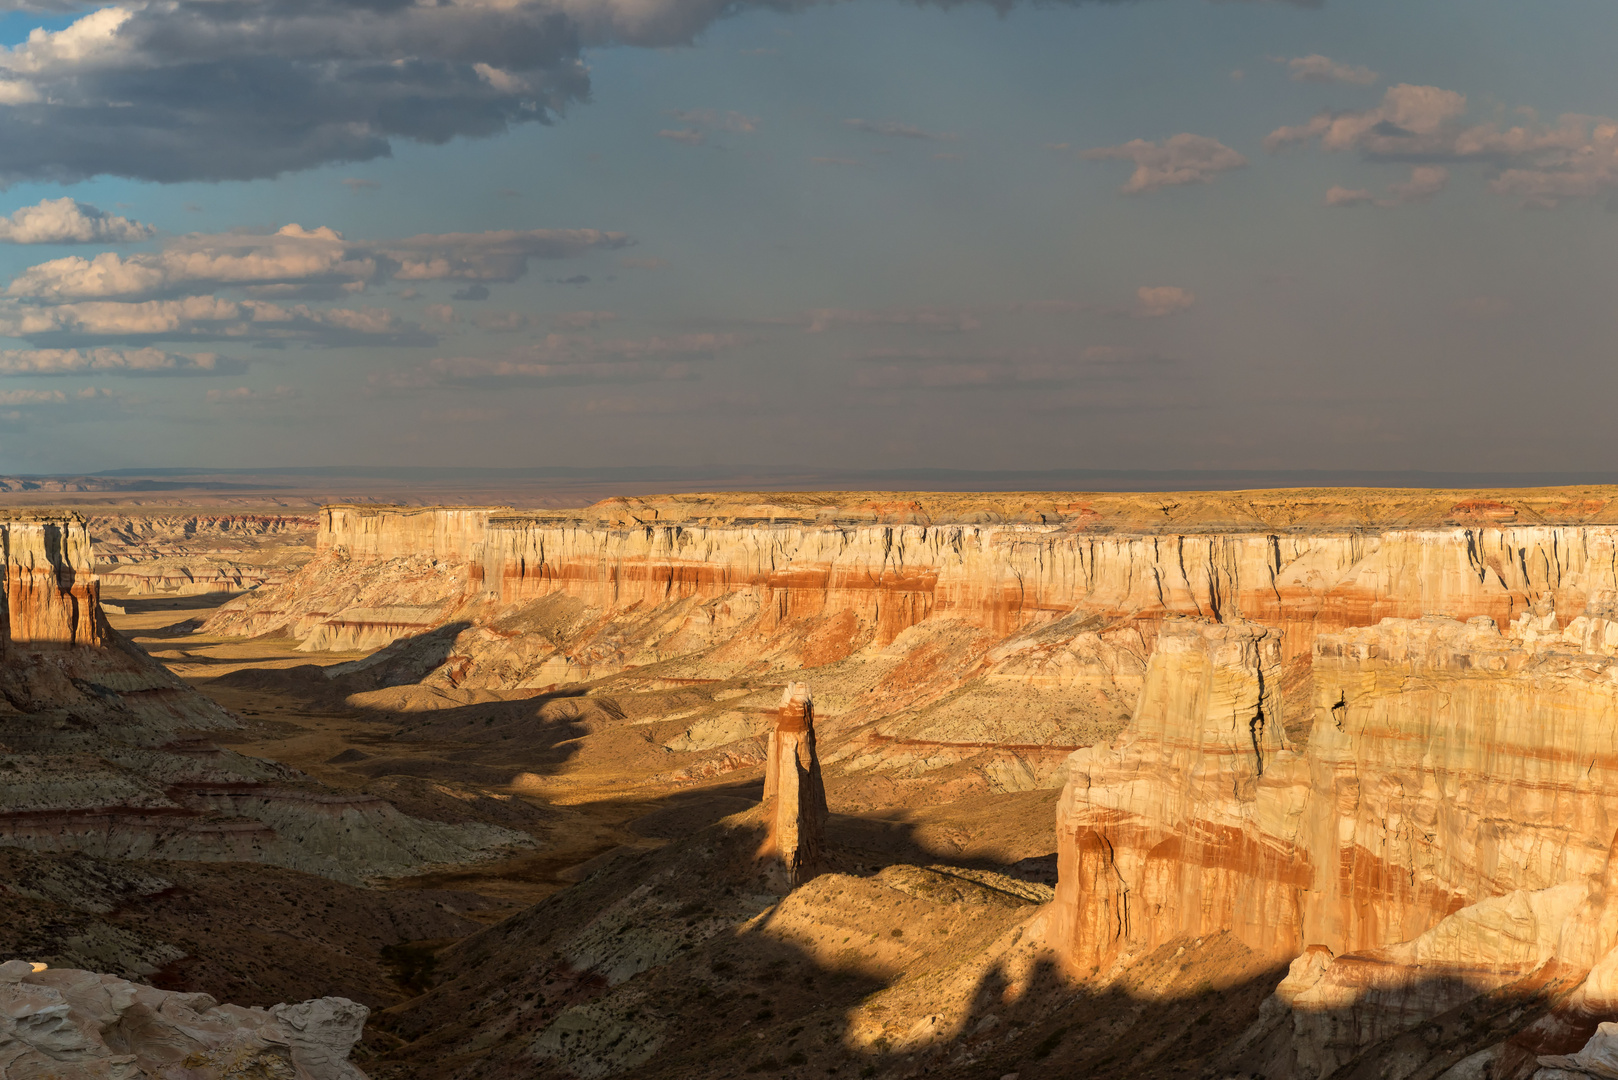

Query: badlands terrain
15,486,1618,1077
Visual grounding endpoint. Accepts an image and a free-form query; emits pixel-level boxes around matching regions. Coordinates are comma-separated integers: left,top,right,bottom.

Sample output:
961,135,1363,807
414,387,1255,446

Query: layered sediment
0,511,527,883
89,511,317,595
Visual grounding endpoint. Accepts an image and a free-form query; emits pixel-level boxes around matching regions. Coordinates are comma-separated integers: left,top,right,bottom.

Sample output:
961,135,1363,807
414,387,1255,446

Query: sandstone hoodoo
759,680,828,888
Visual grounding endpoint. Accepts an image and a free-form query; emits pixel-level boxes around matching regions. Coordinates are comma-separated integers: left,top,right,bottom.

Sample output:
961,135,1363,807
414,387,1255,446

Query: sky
0,0,1615,475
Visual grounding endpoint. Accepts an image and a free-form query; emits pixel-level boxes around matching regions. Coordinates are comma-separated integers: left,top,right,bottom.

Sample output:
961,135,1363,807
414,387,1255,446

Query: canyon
11,486,1618,1078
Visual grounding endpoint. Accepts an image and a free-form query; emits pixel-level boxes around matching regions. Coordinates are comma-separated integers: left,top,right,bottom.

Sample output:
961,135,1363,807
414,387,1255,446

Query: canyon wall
1,513,102,648
1052,610,1618,1076
220,497,1618,666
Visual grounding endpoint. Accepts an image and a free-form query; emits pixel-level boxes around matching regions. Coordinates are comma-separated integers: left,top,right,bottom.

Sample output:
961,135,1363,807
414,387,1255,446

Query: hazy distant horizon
29,465,1618,495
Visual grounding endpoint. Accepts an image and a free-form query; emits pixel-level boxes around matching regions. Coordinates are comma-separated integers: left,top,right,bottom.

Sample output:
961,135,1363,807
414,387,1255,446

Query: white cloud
805,307,980,333
0,197,154,244
551,310,618,330
1082,134,1247,194
1133,286,1195,318
1326,166,1449,208
4,224,628,303
659,109,758,146
1325,186,1375,207
0,347,236,376
0,295,424,345
1280,54,1379,85
205,385,299,403
0,386,113,404
1268,84,1618,207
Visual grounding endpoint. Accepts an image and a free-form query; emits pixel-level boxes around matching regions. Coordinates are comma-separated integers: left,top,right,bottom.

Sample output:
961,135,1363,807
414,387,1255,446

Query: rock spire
760,681,828,888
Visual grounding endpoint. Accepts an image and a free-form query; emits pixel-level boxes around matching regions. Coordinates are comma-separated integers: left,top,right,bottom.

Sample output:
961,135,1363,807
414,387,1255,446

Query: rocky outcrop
1052,604,1618,1076
759,682,827,888
1051,620,1302,973
2,513,102,648
0,960,369,1079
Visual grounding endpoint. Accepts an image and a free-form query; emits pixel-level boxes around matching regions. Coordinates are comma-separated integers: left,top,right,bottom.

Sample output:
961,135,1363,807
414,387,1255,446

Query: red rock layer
1053,614,1618,981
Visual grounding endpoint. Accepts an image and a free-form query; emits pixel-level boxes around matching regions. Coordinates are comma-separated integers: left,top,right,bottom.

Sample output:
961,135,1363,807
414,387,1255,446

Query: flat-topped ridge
389,485,1618,533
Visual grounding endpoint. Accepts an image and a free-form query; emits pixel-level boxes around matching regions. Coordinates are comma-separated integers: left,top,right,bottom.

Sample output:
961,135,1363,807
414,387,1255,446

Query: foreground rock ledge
0,960,370,1079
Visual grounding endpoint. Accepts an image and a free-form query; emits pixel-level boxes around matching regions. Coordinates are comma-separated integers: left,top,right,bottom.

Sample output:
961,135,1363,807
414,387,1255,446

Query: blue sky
0,0,1615,474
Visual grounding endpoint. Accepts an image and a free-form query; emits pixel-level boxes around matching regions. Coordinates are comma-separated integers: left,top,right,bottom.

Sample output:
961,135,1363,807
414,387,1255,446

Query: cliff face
218,497,1618,668
2,515,102,648
1051,620,1307,973
1052,610,1618,1075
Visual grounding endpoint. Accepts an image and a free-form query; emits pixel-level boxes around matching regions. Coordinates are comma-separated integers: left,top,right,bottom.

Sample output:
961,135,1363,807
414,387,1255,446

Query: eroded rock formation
1052,605,1618,1076
0,512,528,882
759,681,827,887
201,494,1618,796
0,960,369,1079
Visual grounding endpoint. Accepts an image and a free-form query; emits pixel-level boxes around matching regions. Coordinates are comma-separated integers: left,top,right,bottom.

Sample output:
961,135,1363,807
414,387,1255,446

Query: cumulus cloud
805,307,980,333
0,198,154,244
0,386,113,404
205,385,300,403
843,119,957,141
1082,134,1247,194
0,0,1320,185
1,224,627,309
551,310,618,330
1132,286,1195,318
0,347,241,376
475,311,535,332
1279,54,1378,85
0,295,429,347
1326,166,1449,207
1268,83,1618,207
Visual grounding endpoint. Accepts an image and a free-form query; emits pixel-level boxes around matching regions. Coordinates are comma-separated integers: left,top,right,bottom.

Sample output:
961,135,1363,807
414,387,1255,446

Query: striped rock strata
1053,611,1618,1076
0,513,527,882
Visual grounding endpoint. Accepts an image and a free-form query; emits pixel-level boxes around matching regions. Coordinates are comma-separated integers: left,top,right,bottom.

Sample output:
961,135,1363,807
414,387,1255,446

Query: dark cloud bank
0,0,1314,185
